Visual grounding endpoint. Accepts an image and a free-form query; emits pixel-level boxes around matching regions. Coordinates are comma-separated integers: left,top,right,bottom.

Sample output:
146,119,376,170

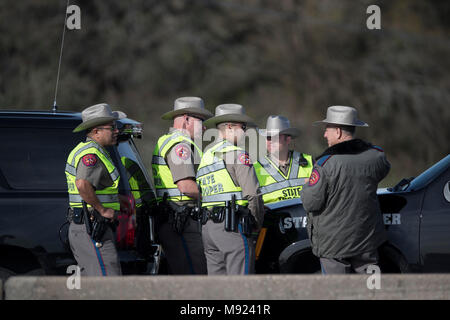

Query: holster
82,201,112,244
224,205,255,237
208,207,225,223
90,209,111,243
167,202,190,235
237,206,255,237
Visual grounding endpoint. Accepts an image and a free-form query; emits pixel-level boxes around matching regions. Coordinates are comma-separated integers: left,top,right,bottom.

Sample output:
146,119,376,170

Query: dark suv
0,110,159,280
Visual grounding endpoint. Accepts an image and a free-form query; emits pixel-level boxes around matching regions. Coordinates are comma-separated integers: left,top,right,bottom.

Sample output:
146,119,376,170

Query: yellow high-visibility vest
152,130,202,202
65,140,120,210
197,140,248,208
254,151,313,204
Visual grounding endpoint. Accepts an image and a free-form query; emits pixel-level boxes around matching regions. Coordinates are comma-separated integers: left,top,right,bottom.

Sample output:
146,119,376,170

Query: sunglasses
96,125,118,132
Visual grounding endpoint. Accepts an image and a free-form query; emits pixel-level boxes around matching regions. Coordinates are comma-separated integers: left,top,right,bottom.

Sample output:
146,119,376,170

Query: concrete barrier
4,274,450,300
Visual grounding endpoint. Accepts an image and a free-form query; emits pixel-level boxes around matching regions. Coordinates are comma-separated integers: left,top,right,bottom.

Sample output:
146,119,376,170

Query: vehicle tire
379,245,408,273
280,250,321,274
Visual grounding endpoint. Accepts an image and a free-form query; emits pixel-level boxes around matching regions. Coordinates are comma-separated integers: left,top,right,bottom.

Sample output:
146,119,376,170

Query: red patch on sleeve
308,169,320,186
175,144,190,160
81,154,97,167
238,152,252,167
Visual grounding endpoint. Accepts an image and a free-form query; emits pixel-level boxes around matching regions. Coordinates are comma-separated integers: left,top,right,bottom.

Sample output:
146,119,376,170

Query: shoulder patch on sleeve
81,154,97,167
308,168,320,186
238,152,252,167
316,155,332,167
174,144,191,160
372,145,384,152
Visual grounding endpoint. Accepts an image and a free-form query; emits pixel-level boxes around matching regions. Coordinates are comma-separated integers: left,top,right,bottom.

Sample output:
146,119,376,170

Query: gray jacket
301,139,390,259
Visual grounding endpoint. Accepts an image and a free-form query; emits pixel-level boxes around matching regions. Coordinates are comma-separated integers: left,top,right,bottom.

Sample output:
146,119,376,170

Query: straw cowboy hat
313,105,369,127
203,104,256,128
259,115,300,138
73,103,126,133
161,96,213,120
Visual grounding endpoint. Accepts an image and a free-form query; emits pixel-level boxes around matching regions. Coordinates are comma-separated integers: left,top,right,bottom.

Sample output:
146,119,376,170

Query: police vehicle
0,110,160,280
255,154,450,273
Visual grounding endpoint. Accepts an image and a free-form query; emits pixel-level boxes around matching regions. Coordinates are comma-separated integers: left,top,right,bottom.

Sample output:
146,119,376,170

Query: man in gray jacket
301,106,390,274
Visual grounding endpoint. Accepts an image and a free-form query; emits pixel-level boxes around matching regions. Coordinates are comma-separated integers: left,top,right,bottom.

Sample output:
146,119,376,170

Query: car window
0,127,83,190
116,140,155,194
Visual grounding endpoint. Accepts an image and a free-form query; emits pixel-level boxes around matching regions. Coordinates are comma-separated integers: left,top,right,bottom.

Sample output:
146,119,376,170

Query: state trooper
197,104,264,275
254,115,313,205
152,97,212,274
65,103,125,276
301,106,390,274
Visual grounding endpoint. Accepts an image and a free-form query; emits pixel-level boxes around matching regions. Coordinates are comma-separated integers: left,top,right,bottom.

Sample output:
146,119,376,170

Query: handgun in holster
168,201,189,235
82,200,110,247
237,206,255,237
157,191,188,234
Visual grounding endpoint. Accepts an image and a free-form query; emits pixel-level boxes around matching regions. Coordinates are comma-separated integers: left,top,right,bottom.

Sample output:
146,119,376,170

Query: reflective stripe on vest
152,131,202,203
69,193,119,204
202,192,244,203
259,178,306,194
196,140,248,208
254,151,313,205
65,140,120,210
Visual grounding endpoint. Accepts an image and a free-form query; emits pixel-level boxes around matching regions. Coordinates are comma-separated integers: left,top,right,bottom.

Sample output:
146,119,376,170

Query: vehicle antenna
52,0,70,113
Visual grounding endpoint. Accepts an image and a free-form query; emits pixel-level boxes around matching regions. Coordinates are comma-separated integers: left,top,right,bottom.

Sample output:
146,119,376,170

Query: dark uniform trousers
157,216,207,275
202,220,256,275
319,250,380,274
69,222,122,276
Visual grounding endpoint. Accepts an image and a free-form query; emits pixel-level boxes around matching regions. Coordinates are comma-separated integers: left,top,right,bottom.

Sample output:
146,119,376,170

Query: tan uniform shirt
225,150,264,230
76,138,113,190
267,152,291,176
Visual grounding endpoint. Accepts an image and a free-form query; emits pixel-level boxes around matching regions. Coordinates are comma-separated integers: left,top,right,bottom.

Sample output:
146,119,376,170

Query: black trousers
320,250,379,274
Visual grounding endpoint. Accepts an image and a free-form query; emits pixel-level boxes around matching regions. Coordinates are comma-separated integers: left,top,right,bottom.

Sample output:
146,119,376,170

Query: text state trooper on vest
197,104,264,275
65,103,125,276
301,106,390,274
255,115,313,205
152,97,212,274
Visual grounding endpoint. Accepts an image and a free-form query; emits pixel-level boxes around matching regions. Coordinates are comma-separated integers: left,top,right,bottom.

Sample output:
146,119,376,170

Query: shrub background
1,0,449,186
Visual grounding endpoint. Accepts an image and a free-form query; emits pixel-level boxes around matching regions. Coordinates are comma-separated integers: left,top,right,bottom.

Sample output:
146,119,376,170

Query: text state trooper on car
65,103,125,276
152,97,212,275
196,104,265,275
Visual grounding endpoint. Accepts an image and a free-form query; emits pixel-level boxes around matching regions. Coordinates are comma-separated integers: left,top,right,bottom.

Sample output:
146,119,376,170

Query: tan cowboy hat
259,115,300,138
203,104,256,128
313,105,369,127
161,97,213,120
73,103,127,133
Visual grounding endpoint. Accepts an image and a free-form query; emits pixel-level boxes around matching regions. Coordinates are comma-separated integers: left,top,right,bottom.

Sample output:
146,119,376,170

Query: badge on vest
308,169,320,186
175,144,191,160
82,154,97,167
238,152,252,167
